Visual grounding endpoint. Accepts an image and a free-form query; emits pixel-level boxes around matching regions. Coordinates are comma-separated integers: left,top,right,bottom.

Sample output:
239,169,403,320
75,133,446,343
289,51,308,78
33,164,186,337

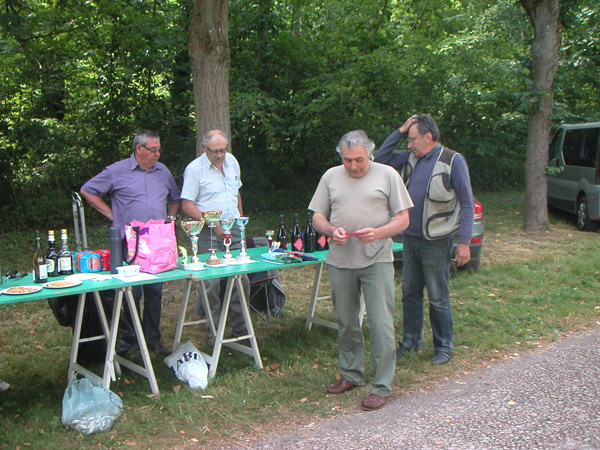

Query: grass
1,189,600,449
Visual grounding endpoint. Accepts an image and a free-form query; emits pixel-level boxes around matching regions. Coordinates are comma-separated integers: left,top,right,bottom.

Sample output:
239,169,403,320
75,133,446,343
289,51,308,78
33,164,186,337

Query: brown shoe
361,393,391,411
326,378,357,395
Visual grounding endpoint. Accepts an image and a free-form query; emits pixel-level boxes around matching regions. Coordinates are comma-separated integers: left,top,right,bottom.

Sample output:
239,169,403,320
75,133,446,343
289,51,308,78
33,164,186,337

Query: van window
549,128,564,161
562,128,599,168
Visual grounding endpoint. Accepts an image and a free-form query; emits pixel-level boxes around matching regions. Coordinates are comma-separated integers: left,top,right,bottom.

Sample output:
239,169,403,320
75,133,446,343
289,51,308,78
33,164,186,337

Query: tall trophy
180,219,205,270
203,210,222,265
220,215,236,262
235,216,250,262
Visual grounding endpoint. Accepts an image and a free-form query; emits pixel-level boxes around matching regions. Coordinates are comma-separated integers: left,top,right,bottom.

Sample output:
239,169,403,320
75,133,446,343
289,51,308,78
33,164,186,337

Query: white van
547,122,600,231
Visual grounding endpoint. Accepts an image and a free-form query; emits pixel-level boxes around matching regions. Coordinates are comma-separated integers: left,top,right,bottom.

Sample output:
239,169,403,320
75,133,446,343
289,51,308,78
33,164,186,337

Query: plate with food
1,285,43,295
42,280,82,289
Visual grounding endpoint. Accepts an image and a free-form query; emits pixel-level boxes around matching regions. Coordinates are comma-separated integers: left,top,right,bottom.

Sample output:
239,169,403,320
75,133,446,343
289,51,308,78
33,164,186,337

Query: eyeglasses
4,270,25,281
407,135,424,144
206,147,228,155
142,145,162,153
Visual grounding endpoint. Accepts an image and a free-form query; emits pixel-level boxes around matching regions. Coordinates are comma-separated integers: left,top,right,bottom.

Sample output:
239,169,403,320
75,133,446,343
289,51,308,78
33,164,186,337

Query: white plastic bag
61,371,123,435
164,341,208,389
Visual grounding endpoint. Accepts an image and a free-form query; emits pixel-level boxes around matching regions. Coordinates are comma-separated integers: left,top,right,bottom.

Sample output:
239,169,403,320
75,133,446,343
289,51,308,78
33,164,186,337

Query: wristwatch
167,215,177,222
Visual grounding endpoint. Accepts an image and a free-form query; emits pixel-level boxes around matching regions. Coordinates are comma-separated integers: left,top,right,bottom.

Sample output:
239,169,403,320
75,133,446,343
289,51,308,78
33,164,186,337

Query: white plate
1,285,43,295
42,280,83,289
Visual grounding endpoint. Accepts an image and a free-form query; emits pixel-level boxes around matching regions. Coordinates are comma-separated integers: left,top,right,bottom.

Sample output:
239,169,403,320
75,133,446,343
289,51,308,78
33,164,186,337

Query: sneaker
431,352,452,365
149,344,171,357
0,380,11,392
396,343,421,359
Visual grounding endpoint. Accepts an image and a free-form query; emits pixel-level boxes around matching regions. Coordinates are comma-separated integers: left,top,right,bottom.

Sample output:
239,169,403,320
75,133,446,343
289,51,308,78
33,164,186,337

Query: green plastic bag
61,371,123,435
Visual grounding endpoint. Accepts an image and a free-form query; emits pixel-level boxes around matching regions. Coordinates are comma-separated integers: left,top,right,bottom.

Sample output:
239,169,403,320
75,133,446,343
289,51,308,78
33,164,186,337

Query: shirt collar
129,153,159,172
423,143,442,161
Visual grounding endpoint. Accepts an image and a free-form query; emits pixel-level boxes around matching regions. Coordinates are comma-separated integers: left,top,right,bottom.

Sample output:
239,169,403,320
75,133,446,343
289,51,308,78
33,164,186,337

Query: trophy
235,216,250,261
180,219,205,270
203,210,222,265
220,216,236,262
265,230,275,252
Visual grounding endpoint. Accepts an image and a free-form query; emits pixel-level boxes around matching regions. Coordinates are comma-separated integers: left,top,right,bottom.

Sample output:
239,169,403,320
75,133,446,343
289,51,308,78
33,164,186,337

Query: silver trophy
235,216,250,261
203,210,222,265
180,219,205,270
220,216,236,262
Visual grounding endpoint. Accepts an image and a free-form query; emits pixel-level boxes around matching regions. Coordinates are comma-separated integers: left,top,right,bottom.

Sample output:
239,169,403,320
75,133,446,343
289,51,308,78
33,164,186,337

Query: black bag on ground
48,290,115,365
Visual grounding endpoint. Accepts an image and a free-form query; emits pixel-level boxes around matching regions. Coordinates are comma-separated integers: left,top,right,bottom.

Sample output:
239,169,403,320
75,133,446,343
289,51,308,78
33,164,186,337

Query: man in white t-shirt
309,130,413,411
181,130,249,339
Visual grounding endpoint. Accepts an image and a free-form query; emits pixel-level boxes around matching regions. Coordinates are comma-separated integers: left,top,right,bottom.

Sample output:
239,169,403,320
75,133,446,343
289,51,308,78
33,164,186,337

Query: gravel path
222,327,600,450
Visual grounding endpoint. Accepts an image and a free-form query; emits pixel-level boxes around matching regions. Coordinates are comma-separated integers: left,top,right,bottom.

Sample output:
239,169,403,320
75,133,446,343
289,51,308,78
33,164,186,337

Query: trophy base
236,253,251,262
183,262,205,271
221,254,234,263
206,256,221,266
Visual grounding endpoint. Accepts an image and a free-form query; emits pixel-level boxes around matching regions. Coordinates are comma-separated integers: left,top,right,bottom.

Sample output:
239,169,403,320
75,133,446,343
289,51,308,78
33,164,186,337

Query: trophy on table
235,216,250,262
203,210,222,265
180,219,205,270
265,230,275,252
220,215,236,263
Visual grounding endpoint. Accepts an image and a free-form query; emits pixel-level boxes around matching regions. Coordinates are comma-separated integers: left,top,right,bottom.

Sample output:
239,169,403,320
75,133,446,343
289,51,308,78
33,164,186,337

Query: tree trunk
520,0,560,231
188,0,231,157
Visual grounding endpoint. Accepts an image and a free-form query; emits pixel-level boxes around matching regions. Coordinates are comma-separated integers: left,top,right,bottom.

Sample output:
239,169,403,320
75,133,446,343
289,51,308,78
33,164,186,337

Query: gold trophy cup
180,219,205,270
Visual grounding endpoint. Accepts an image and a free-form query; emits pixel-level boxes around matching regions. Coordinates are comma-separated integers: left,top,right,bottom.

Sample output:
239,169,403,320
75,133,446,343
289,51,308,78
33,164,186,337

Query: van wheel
576,196,598,232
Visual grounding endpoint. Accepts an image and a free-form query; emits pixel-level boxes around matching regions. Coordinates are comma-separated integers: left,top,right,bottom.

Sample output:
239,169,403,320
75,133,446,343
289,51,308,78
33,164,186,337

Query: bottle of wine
58,228,74,275
276,215,287,250
33,230,48,283
304,212,316,253
316,231,330,251
291,214,303,252
46,230,59,277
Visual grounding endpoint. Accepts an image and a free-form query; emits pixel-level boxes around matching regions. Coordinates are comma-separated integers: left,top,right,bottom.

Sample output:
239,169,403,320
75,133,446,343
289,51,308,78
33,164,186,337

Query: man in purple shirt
375,115,474,365
81,130,180,356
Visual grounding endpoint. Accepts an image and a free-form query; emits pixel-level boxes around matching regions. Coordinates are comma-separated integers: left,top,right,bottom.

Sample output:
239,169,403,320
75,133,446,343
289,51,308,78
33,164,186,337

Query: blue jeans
401,235,453,354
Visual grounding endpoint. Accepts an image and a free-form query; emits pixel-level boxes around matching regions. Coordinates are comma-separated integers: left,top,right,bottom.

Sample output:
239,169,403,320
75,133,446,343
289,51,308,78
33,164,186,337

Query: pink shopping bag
125,219,177,274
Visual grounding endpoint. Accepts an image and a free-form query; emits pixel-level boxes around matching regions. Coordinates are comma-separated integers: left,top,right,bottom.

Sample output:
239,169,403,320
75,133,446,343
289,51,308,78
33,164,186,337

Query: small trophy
220,217,236,262
235,216,250,262
203,210,222,265
180,219,205,270
265,230,275,252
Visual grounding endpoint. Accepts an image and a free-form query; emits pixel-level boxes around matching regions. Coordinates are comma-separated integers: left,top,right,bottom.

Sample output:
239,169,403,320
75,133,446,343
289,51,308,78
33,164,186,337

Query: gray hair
132,130,160,152
336,130,376,156
411,114,440,142
201,130,228,147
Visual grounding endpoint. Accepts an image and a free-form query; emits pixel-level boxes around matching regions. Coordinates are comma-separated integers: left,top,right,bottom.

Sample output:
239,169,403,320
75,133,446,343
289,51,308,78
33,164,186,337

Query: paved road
221,328,600,450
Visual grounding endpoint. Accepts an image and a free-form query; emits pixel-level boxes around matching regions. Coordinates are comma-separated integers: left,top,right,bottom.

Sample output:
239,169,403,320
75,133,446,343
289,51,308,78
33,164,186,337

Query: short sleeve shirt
81,154,181,235
308,162,413,269
180,152,242,217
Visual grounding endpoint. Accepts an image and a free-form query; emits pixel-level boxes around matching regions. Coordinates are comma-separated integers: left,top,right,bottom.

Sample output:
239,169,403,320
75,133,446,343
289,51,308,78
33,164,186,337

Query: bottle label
317,235,327,248
59,257,72,272
293,238,303,251
37,265,48,281
46,259,56,274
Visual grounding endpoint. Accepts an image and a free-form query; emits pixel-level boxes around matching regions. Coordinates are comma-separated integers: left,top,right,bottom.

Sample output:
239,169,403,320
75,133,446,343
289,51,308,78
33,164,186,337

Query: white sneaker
0,380,11,392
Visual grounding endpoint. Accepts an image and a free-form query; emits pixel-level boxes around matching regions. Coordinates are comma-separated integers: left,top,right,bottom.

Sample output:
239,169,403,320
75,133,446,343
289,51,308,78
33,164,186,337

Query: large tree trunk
188,0,231,157
520,0,560,231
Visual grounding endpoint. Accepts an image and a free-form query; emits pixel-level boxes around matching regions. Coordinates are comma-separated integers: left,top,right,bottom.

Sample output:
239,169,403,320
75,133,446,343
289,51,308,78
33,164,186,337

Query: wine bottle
46,230,59,277
276,215,287,250
291,214,303,252
58,228,74,275
33,231,48,283
316,231,330,251
304,212,316,253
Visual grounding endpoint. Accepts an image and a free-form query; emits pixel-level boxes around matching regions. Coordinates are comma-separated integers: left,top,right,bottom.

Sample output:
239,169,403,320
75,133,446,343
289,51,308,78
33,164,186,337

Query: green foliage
0,0,599,229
